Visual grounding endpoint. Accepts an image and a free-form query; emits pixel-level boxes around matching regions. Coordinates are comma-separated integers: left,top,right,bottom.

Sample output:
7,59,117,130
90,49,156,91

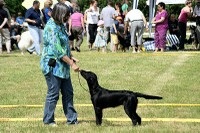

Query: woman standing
178,0,193,50
69,6,85,52
41,3,80,126
84,0,99,50
152,2,168,52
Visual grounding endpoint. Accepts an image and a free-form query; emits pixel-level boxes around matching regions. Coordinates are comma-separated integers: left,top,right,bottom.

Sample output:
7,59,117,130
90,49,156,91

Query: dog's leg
123,96,138,126
94,107,103,125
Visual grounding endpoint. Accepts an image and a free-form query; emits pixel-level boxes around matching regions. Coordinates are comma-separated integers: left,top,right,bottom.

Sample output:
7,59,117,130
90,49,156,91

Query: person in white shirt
124,9,148,53
84,0,99,50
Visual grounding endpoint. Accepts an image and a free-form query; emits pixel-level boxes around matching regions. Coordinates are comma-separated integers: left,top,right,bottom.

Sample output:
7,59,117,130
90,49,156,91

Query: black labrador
80,70,162,126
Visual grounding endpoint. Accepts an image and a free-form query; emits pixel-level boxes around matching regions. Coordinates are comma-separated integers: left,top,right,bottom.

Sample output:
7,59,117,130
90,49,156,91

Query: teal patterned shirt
40,19,71,79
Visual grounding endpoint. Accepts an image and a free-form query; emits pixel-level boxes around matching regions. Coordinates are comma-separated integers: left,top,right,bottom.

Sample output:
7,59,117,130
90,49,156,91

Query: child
94,20,106,52
110,16,122,52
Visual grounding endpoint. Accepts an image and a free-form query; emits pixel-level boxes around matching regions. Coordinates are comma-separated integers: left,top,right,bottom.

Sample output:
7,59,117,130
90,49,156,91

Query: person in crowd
110,16,122,52
84,1,93,50
41,3,80,127
100,0,116,49
16,12,25,26
69,5,85,52
115,2,124,23
84,0,99,50
62,0,77,50
122,0,129,15
42,0,53,24
193,0,200,49
25,0,43,55
0,0,11,54
178,0,193,50
11,14,17,26
124,8,148,53
152,2,168,52
16,12,25,33
10,25,20,50
168,14,179,38
94,20,107,52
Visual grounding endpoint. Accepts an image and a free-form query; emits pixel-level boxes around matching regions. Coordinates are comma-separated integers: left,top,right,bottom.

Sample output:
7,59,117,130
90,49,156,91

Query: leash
78,72,89,92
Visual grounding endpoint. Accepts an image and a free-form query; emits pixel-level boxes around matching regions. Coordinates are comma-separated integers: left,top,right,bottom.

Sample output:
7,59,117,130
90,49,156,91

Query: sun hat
98,20,104,26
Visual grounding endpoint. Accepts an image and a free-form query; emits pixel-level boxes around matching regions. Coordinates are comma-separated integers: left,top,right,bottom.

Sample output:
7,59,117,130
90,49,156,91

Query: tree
5,0,26,15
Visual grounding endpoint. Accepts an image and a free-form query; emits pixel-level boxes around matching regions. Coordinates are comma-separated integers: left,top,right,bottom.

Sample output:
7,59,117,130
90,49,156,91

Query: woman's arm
81,16,86,32
84,12,87,24
68,18,72,35
61,55,80,72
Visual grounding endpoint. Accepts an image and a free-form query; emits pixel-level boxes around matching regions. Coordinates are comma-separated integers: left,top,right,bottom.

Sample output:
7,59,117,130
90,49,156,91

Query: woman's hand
71,57,80,63
71,63,80,72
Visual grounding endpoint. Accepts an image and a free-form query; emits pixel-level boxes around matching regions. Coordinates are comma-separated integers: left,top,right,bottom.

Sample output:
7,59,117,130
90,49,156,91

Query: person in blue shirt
110,16,122,52
40,3,80,127
42,0,53,24
25,0,42,55
16,12,25,25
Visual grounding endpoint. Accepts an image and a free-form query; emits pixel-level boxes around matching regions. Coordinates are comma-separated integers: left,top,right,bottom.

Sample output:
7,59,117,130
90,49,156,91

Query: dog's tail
134,92,162,100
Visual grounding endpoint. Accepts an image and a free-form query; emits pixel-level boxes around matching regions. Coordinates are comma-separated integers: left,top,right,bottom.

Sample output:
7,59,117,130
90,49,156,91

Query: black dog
80,70,162,126
189,25,199,49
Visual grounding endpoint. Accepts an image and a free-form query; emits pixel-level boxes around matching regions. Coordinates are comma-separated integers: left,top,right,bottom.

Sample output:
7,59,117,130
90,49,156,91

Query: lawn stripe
0,104,200,108
0,118,200,123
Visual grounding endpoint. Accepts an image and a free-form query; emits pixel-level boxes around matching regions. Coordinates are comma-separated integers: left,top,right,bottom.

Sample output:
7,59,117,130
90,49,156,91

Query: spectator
193,0,200,49
168,14,180,38
94,20,106,52
152,2,168,52
10,14,17,26
122,0,129,15
25,0,43,55
110,16,121,52
100,0,116,49
115,2,124,24
124,8,148,53
41,3,80,126
69,6,85,52
84,1,93,50
85,0,99,50
62,0,77,50
43,0,53,24
0,0,11,54
16,12,25,26
178,0,193,50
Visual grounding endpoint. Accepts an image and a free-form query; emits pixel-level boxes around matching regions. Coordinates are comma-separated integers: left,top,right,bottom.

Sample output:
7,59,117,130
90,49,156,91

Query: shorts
111,34,118,45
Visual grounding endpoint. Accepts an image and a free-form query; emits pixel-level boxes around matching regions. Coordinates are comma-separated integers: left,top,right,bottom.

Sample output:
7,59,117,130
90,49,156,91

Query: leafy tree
5,0,26,15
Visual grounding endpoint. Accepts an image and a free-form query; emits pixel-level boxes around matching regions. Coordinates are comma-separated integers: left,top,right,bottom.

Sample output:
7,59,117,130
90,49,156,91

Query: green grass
0,42,200,132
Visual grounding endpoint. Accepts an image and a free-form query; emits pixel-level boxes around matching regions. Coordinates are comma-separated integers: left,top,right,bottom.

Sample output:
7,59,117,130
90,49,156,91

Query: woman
84,0,99,50
178,0,193,50
43,0,53,24
40,3,80,126
152,2,168,52
69,6,86,52
115,2,124,24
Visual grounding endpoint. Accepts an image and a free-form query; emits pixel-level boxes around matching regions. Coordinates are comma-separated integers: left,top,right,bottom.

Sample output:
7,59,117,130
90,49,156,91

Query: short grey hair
51,3,70,23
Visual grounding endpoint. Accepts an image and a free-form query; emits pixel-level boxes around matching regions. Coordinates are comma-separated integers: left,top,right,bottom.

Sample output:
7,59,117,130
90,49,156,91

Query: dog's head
80,70,99,90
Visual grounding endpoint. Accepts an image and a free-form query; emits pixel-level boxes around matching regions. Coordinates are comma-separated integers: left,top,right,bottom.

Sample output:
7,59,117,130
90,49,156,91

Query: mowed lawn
0,42,200,132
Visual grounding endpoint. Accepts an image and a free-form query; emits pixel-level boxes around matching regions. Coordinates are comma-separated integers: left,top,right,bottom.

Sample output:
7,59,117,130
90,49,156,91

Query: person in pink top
178,0,193,50
152,2,168,52
69,6,86,52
